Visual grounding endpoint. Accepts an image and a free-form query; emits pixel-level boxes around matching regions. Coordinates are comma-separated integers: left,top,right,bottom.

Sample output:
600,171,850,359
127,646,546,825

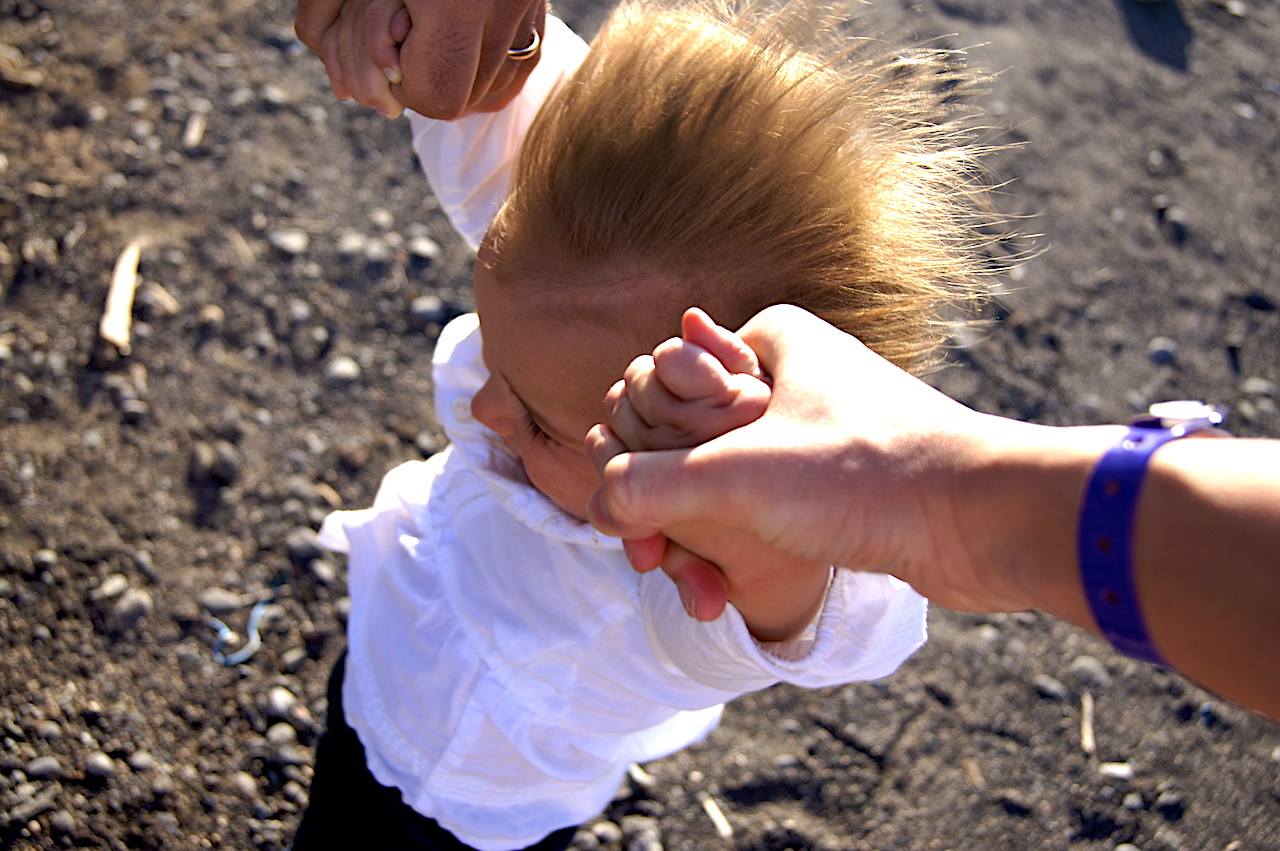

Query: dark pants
291,654,578,851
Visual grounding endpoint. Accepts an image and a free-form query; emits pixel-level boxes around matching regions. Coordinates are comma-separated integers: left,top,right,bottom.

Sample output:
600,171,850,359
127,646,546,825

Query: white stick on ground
100,240,144,356
697,791,733,841
1080,691,1097,756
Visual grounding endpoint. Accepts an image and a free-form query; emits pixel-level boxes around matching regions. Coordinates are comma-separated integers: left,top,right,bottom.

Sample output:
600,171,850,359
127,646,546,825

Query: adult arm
295,0,546,119
587,304,1280,721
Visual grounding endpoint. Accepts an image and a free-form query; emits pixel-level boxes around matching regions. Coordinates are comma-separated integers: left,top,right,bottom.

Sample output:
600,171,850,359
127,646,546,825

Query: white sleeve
641,567,928,693
405,16,590,250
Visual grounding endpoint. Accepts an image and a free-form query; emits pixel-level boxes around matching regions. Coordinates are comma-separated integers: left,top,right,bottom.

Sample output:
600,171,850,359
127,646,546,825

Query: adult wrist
961,420,1124,619
1077,402,1227,666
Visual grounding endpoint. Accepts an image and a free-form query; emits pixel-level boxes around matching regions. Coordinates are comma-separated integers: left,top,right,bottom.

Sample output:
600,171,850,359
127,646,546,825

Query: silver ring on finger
507,28,540,61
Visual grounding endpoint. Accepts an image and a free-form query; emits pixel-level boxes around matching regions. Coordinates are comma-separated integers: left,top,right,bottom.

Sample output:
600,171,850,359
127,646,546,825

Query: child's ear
681,307,764,380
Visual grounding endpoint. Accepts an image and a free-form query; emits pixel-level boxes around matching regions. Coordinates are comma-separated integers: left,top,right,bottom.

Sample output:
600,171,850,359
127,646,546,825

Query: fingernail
678,583,698,619
382,65,402,85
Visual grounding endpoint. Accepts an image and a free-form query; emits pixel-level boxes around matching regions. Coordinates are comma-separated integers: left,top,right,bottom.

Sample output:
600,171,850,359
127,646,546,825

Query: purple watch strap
1078,423,1179,667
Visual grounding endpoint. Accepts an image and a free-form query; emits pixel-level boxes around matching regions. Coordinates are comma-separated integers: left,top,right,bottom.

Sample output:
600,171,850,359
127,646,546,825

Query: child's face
469,247,639,521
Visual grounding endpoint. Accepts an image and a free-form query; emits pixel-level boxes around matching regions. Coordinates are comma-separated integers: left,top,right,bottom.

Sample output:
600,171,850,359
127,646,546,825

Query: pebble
281,646,309,674
150,771,175,796
85,751,115,778
621,815,662,846
33,548,58,569
264,686,298,719
199,303,226,329
134,550,160,582
36,720,61,739
49,809,76,833
199,587,243,616
410,294,448,325
309,558,337,585
1241,377,1278,398
191,440,241,486
364,238,394,266
325,355,361,383
1155,790,1186,821
286,528,324,564
260,84,292,107
336,231,368,258
1066,655,1112,688
572,829,601,850
1147,336,1179,365
91,573,130,601
283,779,309,806
32,623,51,641
407,236,442,263
268,227,310,256
25,755,63,779
1123,792,1146,810
995,789,1032,817
127,750,156,772
1032,674,1071,702
231,769,259,798
266,722,297,745
275,744,312,767
1098,761,1133,781
112,588,153,631
592,821,623,845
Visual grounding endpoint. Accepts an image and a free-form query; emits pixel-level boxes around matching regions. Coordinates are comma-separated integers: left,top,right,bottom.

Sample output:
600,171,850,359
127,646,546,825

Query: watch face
1148,400,1220,427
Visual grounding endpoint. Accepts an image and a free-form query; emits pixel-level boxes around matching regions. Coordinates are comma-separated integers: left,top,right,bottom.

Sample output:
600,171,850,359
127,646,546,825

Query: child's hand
598,308,828,643
296,0,547,120
604,308,770,451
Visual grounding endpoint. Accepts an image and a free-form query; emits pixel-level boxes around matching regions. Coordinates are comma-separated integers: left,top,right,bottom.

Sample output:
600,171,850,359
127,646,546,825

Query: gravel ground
1,0,1278,849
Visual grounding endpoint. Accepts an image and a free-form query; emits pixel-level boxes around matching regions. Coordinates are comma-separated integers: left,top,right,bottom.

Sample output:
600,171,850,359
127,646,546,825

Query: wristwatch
1078,401,1227,666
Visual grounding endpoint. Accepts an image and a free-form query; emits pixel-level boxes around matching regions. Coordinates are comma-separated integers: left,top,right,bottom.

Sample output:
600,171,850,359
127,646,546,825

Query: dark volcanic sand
1,0,1278,849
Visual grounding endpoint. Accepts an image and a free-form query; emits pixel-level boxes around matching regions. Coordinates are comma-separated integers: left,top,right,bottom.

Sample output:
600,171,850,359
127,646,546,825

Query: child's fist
605,308,771,452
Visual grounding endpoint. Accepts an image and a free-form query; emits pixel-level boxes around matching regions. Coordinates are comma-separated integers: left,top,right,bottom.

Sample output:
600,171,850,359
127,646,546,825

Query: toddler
292,1,996,849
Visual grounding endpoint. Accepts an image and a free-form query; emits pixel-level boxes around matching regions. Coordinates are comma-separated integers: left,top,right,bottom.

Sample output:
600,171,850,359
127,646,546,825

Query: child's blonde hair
495,0,999,372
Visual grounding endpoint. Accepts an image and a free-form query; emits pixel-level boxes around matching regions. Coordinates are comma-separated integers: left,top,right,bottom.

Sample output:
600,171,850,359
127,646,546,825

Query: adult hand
588,304,1055,617
591,305,1280,721
295,0,547,120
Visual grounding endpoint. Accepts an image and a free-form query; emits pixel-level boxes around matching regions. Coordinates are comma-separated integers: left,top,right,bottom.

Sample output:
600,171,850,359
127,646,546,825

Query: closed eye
522,411,552,444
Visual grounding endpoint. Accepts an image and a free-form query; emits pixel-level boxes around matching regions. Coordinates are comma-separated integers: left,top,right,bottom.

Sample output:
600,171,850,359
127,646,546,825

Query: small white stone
91,573,130,600
264,685,298,719
231,769,259,798
85,751,116,778
268,228,310,257
336,232,368,258
326,355,361,382
1099,761,1133,780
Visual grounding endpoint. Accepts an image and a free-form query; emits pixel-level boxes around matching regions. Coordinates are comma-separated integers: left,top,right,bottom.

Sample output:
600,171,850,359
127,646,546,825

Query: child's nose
471,377,517,436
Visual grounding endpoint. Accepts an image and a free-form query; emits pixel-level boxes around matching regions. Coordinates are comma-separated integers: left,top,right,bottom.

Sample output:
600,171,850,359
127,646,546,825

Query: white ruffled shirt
318,16,927,851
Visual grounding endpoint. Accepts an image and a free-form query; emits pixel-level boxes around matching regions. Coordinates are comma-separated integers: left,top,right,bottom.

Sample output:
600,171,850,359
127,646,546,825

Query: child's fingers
651,337,736,404
609,381,705,451
681,307,764,381
338,3,403,118
363,0,407,82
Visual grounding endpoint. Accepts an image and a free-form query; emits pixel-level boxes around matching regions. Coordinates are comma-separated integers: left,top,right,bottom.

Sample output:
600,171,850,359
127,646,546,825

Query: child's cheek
522,449,597,522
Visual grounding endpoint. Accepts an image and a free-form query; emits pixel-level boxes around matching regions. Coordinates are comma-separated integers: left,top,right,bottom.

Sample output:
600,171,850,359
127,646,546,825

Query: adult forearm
962,425,1280,719
1134,438,1280,719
